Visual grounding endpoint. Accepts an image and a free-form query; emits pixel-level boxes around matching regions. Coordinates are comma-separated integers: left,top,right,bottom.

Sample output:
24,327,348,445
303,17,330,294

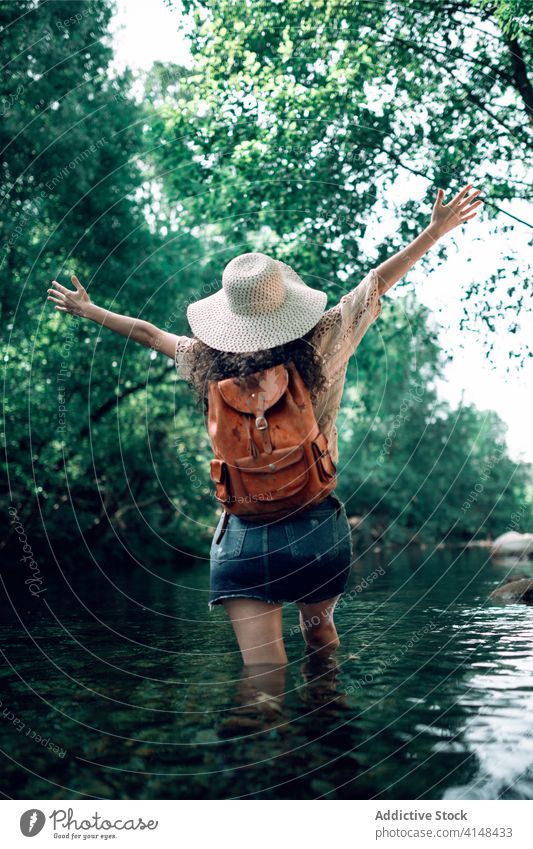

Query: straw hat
186,252,327,353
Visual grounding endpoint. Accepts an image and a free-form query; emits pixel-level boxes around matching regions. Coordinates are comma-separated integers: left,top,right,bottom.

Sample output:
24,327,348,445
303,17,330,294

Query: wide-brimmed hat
186,252,327,353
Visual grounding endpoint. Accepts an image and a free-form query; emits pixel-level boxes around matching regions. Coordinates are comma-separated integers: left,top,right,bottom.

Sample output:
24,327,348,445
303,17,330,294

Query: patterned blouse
174,267,382,463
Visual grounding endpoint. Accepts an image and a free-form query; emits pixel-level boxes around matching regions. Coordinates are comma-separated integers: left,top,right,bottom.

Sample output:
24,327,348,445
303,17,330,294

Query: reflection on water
1,546,532,799
443,614,533,800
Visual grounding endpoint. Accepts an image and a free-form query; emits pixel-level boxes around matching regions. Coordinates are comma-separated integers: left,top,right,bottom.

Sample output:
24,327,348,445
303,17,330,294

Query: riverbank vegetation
1,0,531,563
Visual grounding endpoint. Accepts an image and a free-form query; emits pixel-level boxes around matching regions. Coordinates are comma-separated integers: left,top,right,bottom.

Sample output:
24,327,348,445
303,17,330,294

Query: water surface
1,545,532,799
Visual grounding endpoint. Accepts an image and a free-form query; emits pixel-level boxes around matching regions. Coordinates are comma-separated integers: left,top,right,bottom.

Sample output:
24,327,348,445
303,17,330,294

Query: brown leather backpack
207,360,337,523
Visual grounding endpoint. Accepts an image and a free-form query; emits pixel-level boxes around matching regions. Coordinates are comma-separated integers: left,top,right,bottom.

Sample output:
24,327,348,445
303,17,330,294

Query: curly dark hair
187,328,326,412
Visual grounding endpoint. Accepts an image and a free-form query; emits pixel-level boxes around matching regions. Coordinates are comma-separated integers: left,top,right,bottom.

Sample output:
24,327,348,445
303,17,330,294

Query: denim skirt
208,493,353,609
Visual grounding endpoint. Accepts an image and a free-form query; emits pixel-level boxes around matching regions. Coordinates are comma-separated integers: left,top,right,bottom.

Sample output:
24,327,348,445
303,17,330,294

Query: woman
47,184,481,669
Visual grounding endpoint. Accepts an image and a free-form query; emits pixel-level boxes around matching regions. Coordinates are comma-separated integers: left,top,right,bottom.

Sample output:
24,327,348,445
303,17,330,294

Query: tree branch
80,367,170,440
390,34,521,138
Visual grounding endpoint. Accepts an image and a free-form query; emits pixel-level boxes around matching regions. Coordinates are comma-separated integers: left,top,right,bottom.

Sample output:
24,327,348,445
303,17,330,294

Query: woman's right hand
47,275,92,317
429,183,482,238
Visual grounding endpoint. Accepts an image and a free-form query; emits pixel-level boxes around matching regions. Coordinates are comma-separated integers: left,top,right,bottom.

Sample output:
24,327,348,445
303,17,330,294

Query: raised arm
46,275,179,359
375,183,482,296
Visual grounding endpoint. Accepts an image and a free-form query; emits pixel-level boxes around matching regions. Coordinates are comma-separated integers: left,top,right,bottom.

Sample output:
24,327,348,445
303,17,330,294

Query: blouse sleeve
312,267,382,378
174,336,197,382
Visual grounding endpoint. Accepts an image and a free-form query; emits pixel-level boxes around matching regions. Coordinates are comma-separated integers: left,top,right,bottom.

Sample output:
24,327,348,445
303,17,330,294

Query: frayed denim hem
208,593,281,611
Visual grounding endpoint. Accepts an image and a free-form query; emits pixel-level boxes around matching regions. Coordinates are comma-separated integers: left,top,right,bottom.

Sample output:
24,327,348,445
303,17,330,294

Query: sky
109,0,532,463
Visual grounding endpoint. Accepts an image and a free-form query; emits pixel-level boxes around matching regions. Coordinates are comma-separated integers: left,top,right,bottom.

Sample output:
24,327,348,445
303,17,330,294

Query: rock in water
491,531,533,557
490,578,533,604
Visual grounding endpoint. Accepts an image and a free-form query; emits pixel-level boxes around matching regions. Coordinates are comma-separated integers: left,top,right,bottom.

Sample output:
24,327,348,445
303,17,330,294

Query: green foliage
151,0,532,543
1,0,531,564
162,0,532,361
1,0,215,560
476,0,532,37
335,296,532,544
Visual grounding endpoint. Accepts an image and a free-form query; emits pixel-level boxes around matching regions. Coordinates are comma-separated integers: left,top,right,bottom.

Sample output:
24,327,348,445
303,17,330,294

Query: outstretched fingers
49,280,70,295
450,183,474,205
458,188,481,209
463,198,483,212
447,184,483,224
431,181,482,234
459,197,483,221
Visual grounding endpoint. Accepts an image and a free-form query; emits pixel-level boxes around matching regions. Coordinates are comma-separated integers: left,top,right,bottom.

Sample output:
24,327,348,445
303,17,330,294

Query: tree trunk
506,37,533,128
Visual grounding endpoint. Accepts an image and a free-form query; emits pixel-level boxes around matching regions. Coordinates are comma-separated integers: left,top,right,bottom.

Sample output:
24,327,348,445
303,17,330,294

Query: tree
159,0,532,361
0,1,214,559
336,296,532,543
2,0,529,561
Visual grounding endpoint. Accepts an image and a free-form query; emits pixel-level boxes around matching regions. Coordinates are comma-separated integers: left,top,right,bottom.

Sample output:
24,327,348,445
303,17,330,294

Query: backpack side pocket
210,459,231,504
311,432,337,483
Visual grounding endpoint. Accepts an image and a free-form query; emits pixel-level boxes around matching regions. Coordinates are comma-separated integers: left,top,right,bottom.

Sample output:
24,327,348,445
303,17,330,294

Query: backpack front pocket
232,445,309,505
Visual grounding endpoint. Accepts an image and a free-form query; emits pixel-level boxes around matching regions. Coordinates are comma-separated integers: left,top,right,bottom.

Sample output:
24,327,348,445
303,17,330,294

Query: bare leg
241,663,287,699
297,595,341,656
222,598,288,666
218,661,288,738
218,599,288,738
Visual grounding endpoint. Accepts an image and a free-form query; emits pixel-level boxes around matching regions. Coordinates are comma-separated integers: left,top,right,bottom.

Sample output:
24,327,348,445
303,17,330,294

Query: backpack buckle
255,415,268,430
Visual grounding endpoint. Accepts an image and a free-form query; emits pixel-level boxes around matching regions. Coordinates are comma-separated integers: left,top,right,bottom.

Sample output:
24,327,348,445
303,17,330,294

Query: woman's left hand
430,183,483,238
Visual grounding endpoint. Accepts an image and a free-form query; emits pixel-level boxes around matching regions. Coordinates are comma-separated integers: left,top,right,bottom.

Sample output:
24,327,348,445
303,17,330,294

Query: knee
301,616,339,648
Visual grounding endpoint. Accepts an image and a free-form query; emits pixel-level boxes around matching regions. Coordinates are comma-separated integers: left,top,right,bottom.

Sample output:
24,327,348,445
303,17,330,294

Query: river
1,545,532,799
